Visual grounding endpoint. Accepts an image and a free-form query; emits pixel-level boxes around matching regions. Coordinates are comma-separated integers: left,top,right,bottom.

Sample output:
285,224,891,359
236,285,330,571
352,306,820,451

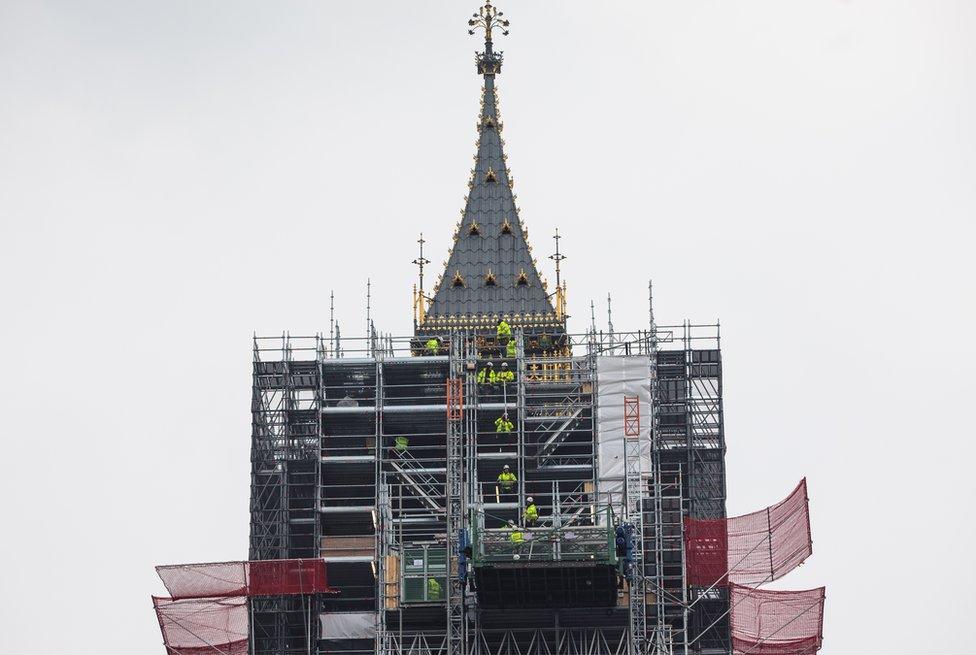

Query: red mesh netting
730,584,825,655
685,479,812,587
248,559,330,596
157,562,248,600
157,559,331,600
153,596,248,655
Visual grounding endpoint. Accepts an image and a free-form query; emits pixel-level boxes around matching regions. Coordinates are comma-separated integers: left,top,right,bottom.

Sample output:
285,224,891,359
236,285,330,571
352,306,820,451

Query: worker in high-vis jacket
477,361,496,384
497,464,517,490
507,520,524,547
496,361,514,384
506,337,517,358
427,577,442,601
393,436,409,454
495,413,514,433
497,464,517,502
523,496,539,527
425,336,441,355
496,318,512,344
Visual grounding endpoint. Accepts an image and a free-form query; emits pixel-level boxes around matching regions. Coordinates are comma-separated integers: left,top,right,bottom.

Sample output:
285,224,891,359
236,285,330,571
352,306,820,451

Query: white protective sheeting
319,612,376,640
596,356,652,496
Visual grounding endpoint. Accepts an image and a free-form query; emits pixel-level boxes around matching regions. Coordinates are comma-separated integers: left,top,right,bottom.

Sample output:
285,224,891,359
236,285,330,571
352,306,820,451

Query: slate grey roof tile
427,74,555,322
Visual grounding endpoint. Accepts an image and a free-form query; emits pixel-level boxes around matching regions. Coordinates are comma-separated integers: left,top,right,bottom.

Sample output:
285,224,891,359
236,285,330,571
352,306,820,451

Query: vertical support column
446,332,466,655
465,336,480,655
515,329,526,509
314,335,327,655
624,393,647,654
649,316,680,655
374,358,387,655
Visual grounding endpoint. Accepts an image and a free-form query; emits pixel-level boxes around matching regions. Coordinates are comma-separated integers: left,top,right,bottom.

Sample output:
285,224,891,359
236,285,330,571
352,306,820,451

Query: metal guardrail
471,507,617,565
251,324,720,362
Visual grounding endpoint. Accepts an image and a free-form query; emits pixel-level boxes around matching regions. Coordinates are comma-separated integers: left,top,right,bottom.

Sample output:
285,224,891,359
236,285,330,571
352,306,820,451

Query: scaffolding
246,321,726,655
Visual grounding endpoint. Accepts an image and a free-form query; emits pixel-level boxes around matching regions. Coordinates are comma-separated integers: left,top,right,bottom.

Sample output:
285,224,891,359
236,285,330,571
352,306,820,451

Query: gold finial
468,2,509,42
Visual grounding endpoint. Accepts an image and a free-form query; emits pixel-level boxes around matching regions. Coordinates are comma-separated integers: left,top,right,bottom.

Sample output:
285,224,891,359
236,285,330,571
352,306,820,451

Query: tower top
468,2,509,75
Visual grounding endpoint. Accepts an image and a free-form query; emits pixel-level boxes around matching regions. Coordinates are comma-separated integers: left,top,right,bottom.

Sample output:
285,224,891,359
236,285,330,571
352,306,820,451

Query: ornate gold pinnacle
467,2,510,42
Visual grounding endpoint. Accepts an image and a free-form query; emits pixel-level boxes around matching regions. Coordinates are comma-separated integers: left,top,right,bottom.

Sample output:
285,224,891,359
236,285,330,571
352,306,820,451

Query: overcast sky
1,1,974,653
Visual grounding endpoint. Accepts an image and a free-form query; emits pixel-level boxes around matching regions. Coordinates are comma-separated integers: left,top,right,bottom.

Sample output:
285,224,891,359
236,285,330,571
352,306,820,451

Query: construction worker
497,464,517,502
506,337,517,358
426,577,442,601
496,361,514,384
507,520,524,548
477,361,495,384
523,496,539,527
496,318,512,345
425,336,441,355
393,436,409,454
495,412,514,433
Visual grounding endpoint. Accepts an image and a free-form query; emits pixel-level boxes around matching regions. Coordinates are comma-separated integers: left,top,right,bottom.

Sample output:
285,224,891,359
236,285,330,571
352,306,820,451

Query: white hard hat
503,464,510,470
526,497,534,503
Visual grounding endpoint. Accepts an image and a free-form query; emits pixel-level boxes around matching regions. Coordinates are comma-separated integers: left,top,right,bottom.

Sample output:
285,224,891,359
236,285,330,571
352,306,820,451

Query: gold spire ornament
467,2,509,42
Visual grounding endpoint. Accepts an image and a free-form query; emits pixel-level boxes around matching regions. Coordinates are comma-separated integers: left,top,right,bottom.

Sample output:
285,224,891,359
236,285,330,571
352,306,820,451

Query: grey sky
1,1,973,653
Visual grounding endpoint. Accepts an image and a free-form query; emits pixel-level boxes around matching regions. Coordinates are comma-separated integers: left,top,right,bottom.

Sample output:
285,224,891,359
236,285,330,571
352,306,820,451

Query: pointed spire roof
422,3,560,332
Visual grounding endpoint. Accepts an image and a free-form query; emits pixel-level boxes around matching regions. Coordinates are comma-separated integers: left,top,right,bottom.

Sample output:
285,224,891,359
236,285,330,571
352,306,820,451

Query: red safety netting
157,558,332,600
153,595,248,655
685,479,812,587
730,584,825,655
249,559,330,596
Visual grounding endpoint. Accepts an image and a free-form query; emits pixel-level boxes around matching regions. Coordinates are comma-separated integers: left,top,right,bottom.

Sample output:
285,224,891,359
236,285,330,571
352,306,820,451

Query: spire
422,3,560,332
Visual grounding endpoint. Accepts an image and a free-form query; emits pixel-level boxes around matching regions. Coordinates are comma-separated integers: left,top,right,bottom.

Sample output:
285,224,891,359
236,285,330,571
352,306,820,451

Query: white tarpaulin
596,356,652,496
320,612,376,639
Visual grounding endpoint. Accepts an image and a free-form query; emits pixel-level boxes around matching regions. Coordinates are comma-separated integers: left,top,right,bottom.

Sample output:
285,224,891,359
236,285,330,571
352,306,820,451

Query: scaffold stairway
390,449,445,513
